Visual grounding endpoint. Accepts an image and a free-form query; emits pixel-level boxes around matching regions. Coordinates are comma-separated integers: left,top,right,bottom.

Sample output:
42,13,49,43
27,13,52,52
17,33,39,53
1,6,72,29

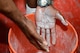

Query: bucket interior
8,14,78,53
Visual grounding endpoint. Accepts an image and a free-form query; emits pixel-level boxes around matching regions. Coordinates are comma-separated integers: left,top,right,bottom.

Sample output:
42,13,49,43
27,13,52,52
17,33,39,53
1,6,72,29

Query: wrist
37,0,52,7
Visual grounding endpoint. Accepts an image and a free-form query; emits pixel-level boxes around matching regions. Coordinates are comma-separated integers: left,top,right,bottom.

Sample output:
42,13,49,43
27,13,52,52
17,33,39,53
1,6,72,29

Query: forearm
37,0,52,7
26,0,37,8
0,0,30,35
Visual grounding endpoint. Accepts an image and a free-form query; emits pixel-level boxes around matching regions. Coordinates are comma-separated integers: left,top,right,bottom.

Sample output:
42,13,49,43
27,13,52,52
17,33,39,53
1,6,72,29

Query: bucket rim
8,13,78,53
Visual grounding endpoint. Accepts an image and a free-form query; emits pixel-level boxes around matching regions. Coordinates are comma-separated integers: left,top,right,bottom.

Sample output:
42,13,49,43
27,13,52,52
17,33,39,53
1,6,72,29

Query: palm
35,6,68,46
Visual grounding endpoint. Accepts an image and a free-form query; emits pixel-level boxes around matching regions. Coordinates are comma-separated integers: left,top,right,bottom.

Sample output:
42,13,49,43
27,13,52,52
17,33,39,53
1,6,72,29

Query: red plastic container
8,14,78,53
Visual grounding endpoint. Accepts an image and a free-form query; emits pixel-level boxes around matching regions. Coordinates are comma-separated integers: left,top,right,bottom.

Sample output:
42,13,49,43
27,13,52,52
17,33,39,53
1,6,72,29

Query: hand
23,16,49,52
35,6,68,46
0,0,49,52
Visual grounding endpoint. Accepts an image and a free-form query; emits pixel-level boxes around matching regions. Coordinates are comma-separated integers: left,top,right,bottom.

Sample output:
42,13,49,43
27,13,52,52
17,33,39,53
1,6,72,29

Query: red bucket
8,14,78,53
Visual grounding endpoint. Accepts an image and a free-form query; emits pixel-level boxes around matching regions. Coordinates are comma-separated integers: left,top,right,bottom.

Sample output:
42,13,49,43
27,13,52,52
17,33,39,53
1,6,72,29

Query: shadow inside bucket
56,19,68,31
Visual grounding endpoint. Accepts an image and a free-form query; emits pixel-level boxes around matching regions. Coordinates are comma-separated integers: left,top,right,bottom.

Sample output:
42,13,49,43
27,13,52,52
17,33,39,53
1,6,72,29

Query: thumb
56,12,68,26
38,35,49,52
61,20,68,26
33,33,48,46
39,35,48,46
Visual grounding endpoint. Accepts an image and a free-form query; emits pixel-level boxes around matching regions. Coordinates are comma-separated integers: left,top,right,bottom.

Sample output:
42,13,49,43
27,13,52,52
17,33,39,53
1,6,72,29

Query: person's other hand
23,16,49,52
35,6,68,46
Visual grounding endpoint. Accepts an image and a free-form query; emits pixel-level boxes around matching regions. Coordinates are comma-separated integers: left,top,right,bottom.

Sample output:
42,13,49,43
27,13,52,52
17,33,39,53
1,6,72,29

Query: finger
25,33,42,50
37,26,40,35
29,38,41,50
30,27,48,48
51,25,56,45
56,12,68,26
36,26,47,45
29,37,49,52
41,28,45,40
37,41,49,52
46,28,51,46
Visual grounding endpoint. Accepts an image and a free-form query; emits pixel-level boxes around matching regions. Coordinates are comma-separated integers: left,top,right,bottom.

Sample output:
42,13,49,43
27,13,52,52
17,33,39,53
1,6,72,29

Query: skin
0,0,49,52
35,4,68,46
26,0,37,8
26,0,68,47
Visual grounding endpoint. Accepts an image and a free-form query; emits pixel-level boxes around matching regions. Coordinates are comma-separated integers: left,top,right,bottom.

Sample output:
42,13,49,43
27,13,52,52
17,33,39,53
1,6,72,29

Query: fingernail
65,23,68,26
43,41,48,46
65,20,68,26
46,48,49,52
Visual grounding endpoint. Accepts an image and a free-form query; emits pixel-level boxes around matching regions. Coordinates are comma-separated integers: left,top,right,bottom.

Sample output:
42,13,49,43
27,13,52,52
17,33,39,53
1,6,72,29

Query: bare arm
0,0,33,38
0,0,48,51
0,0,27,25
26,0,37,8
